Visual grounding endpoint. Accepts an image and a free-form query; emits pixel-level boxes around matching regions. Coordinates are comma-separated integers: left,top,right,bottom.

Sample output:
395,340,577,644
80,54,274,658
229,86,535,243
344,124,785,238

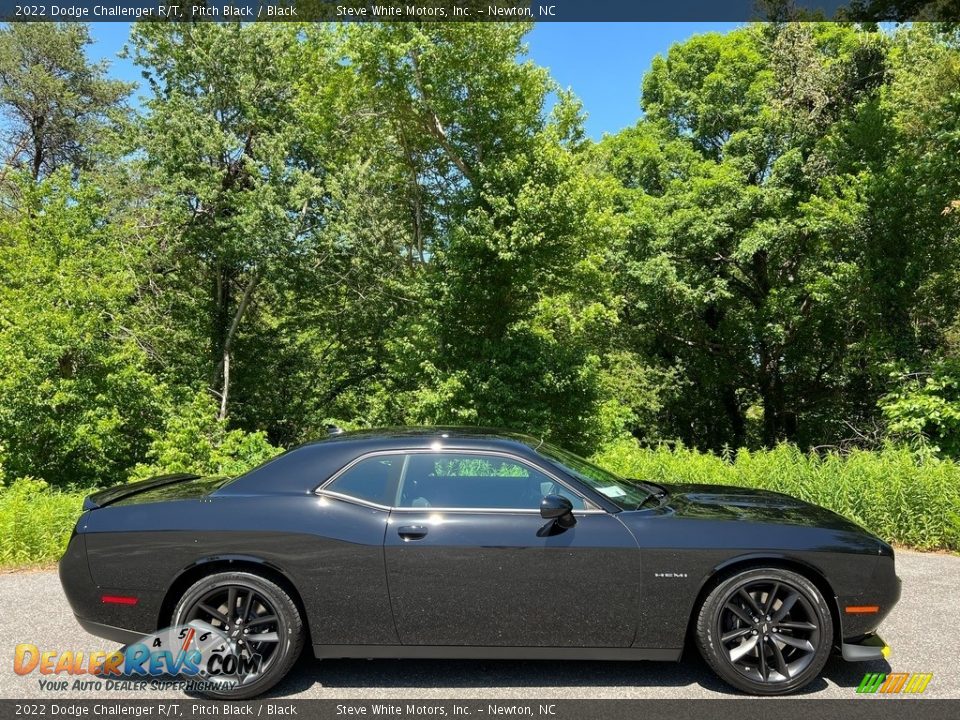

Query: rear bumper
841,633,890,662
60,530,160,639
75,615,144,646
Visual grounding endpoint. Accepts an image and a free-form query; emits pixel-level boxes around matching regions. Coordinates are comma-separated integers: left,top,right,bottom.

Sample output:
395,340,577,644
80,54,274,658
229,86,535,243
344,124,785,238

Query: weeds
592,440,960,551
1,441,957,569
0,478,85,567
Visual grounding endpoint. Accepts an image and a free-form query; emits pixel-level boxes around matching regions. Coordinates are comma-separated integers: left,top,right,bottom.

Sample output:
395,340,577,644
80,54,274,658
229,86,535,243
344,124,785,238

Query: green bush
128,390,282,481
880,361,960,457
0,478,85,567
2,437,957,569
593,439,960,551
0,391,283,568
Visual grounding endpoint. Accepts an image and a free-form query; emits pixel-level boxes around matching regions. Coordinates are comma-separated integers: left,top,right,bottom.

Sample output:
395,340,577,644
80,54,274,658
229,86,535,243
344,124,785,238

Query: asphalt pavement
0,549,955,700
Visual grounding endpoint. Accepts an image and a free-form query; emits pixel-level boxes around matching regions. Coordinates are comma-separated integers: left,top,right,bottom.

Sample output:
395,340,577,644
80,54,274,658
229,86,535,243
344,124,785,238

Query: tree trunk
31,137,43,180
759,348,787,446
408,49,477,187
31,116,45,180
211,264,231,384
721,384,747,449
218,350,230,420
210,269,261,420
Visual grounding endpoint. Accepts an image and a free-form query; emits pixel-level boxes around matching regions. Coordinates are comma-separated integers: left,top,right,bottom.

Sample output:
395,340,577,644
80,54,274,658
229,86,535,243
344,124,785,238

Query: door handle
397,525,428,541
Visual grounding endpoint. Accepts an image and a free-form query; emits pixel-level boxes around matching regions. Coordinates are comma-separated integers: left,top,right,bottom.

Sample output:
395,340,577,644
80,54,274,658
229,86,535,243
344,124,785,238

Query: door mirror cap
540,494,574,520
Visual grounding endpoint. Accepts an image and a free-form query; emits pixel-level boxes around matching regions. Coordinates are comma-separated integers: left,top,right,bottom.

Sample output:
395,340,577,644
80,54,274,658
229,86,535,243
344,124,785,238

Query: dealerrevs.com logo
13,625,262,693
856,672,933,695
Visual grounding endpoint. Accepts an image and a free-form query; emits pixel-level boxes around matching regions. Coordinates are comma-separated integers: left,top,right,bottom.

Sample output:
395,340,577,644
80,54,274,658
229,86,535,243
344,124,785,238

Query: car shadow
102,641,891,699
821,656,891,689
265,651,892,698
267,652,736,697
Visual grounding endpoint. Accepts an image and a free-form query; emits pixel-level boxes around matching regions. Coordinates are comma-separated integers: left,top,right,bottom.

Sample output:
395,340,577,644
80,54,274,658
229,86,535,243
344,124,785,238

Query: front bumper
841,633,891,662
837,562,902,639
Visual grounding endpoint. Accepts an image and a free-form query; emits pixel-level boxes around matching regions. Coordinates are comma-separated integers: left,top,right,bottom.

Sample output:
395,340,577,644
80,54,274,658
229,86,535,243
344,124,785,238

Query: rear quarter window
324,455,403,506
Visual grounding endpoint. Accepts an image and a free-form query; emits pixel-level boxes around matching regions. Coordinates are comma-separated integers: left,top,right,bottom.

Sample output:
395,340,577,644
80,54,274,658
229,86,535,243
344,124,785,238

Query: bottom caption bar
0,700,957,720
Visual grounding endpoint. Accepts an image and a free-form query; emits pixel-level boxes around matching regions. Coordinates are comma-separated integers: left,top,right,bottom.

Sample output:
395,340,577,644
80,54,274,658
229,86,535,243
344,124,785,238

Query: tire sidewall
697,567,834,696
171,571,304,700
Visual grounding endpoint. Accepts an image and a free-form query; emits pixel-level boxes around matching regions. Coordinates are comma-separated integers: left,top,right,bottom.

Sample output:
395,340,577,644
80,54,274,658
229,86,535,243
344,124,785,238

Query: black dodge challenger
60,428,900,698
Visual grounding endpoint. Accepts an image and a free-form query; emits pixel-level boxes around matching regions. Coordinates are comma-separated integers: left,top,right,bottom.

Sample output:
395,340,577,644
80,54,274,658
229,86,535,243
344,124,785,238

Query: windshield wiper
632,480,668,509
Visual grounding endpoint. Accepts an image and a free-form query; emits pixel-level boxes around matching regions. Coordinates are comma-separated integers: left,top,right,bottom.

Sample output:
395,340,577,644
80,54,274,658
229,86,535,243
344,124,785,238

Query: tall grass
0,442,957,568
0,478,86,567
592,440,960,551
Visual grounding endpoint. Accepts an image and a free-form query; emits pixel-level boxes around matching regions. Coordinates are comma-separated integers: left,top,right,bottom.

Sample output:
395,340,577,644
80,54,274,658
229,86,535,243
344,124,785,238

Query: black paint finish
59,427,900,664
384,511,640,647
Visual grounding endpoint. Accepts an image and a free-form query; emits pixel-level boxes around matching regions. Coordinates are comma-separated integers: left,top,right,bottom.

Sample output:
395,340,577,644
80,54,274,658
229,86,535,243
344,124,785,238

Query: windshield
535,442,651,510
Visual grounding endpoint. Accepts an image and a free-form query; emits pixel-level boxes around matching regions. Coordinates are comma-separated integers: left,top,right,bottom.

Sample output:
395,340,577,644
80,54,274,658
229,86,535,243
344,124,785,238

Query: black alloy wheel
696,567,833,695
172,571,304,699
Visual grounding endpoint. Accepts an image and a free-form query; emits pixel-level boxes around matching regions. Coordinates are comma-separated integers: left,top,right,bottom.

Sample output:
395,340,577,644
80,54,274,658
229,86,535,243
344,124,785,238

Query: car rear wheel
172,571,304,699
695,567,833,695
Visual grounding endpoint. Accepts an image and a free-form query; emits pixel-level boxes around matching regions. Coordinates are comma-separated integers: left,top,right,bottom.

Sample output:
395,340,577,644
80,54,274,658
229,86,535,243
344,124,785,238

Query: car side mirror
540,494,576,528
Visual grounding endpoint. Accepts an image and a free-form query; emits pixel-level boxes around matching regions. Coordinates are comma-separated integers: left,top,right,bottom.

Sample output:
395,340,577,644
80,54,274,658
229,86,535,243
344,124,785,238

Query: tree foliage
2,21,960,489
0,171,166,486
592,23,960,452
0,23,130,181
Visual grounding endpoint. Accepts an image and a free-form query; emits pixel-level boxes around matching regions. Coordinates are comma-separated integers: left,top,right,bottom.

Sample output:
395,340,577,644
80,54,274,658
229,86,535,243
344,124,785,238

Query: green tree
126,23,426,446
345,23,619,449
0,171,167,487
128,23,333,422
0,23,130,181
129,389,280,480
593,24,940,450
881,361,960,456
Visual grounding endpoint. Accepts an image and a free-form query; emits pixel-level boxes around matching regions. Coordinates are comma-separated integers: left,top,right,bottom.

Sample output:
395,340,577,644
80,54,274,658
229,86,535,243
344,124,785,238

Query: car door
383,450,642,648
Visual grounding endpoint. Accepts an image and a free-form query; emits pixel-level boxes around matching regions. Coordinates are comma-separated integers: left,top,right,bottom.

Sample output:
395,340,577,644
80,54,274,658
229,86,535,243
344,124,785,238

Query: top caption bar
0,0,956,23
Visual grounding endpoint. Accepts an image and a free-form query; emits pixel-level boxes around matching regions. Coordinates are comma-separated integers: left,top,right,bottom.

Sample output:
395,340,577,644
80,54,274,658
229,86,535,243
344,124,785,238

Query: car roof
220,426,548,497
301,426,544,453
219,425,623,512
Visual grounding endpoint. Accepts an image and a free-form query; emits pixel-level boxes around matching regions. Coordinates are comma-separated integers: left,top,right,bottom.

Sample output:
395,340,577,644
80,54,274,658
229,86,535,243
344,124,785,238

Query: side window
548,483,590,510
325,455,404,506
396,453,585,510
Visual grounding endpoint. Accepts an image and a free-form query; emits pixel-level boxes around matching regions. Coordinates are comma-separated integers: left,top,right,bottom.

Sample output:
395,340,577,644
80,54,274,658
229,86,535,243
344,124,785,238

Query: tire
695,567,833,695
171,571,305,700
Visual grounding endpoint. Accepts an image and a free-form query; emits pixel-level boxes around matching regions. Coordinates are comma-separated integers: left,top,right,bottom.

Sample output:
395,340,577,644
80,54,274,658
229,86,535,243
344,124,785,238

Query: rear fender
157,554,306,636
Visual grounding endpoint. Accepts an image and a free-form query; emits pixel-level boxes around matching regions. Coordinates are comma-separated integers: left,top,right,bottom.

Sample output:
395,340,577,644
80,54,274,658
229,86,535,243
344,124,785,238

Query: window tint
536,441,649,510
396,453,585,510
548,483,589,510
325,455,403,506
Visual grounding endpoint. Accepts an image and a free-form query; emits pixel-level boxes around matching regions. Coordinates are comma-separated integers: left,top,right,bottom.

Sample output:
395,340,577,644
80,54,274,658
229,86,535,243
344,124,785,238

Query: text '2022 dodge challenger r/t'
60,428,900,699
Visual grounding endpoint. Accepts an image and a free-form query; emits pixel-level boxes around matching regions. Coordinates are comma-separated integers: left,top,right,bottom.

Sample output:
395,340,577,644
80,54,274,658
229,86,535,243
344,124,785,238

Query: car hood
654,482,871,534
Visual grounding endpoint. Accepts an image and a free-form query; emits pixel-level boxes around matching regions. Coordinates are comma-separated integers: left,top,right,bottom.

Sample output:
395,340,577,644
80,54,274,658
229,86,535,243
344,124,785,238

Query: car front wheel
696,567,833,695
171,571,305,699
